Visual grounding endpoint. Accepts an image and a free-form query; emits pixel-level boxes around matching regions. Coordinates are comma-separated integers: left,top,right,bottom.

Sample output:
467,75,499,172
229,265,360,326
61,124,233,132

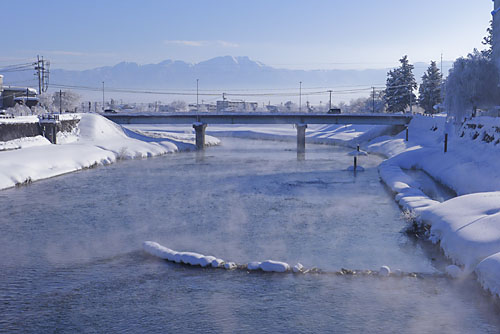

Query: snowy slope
0,113,220,190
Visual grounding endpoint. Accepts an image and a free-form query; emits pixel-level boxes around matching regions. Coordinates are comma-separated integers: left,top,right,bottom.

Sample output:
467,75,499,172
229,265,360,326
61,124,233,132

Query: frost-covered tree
284,101,296,112
52,90,81,112
444,50,500,123
418,61,442,114
169,100,187,112
348,91,385,113
384,55,417,113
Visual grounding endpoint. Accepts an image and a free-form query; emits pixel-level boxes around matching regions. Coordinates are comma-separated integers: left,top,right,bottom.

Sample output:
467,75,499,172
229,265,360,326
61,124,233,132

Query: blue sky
1,0,494,70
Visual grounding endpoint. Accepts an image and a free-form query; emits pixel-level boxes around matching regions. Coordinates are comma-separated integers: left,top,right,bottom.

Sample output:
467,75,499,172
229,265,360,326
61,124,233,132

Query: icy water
1,138,500,333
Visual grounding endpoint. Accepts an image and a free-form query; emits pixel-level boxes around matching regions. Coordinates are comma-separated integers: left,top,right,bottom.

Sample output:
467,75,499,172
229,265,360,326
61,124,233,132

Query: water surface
1,138,499,333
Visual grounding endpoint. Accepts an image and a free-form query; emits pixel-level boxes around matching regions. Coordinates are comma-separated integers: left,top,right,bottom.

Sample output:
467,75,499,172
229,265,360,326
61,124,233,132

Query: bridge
103,113,412,153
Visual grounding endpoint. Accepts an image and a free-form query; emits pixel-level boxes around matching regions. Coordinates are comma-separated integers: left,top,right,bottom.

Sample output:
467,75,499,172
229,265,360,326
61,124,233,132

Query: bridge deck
103,113,412,126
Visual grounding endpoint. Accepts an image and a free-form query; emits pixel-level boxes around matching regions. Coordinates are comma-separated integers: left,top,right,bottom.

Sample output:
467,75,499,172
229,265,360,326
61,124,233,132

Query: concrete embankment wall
0,119,80,142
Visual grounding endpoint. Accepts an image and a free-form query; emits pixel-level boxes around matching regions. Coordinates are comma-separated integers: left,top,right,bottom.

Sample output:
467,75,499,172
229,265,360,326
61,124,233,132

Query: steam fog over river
1,138,499,333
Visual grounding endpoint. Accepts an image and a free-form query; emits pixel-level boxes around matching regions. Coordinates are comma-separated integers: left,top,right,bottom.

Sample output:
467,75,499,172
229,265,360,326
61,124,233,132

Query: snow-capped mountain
3,56,452,91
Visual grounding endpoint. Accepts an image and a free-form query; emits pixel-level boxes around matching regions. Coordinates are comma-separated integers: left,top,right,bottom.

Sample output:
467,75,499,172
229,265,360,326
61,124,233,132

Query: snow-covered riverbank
0,113,219,190
367,115,500,297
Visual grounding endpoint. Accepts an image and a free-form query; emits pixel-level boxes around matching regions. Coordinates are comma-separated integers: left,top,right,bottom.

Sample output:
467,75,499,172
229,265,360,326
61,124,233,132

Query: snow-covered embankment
0,113,220,190
366,115,500,296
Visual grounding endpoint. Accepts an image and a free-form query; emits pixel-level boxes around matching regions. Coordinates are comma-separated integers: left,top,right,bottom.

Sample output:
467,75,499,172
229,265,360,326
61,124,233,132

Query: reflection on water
0,138,499,333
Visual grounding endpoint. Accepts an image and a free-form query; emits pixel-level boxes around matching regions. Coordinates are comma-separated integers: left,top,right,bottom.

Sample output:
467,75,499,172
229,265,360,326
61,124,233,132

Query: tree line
383,21,500,122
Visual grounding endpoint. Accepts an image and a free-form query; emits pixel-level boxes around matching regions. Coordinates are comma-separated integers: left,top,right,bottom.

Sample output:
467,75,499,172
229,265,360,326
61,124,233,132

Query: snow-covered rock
224,262,237,270
211,258,225,268
247,262,262,270
199,256,216,267
379,266,391,277
292,263,305,273
260,260,290,273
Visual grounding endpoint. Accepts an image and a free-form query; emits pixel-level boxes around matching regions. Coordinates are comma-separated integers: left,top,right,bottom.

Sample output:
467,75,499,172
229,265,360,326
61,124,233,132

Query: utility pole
36,55,42,94
372,87,375,113
42,57,50,93
299,81,302,112
196,79,199,112
102,81,105,111
59,89,62,114
328,90,332,111
440,53,443,79
41,56,45,92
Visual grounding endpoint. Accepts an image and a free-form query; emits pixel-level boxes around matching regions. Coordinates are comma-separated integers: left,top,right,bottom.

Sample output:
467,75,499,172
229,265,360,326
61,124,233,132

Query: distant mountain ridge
3,56,453,92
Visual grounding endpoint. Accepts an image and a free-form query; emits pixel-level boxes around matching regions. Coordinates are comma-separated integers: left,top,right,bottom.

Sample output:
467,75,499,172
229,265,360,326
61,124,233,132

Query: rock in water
445,265,462,279
379,266,391,277
260,260,290,273
293,263,305,273
247,262,262,270
224,262,237,270
211,258,224,268
199,256,216,267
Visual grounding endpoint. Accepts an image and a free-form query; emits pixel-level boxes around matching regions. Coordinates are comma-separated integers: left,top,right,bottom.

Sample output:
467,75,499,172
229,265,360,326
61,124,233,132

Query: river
0,138,499,333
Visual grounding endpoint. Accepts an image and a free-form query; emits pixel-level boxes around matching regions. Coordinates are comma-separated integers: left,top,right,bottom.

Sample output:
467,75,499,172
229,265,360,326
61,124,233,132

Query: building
216,100,258,113
188,103,217,113
1,86,38,108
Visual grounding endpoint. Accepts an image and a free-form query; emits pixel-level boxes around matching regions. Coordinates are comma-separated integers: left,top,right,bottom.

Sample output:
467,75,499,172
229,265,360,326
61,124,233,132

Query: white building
216,100,258,113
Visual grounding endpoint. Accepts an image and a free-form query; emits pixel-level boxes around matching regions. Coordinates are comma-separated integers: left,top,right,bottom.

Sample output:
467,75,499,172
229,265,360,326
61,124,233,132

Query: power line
49,82,380,98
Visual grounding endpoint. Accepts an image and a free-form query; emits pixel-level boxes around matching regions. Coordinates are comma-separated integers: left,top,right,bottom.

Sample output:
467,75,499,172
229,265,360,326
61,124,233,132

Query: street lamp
299,81,302,112
102,81,105,111
196,79,199,112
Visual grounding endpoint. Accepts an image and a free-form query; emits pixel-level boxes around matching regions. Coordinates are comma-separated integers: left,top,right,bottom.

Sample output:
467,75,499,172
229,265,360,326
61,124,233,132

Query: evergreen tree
384,55,417,113
481,20,493,60
418,61,442,114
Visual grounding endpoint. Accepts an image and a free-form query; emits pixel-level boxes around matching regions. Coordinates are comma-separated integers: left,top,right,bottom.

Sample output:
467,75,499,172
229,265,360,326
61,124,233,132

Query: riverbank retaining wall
0,117,80,142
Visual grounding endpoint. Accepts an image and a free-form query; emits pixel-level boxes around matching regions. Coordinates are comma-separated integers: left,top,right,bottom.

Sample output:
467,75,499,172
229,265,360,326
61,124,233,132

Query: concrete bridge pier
193,123,207,149
296,123,307,155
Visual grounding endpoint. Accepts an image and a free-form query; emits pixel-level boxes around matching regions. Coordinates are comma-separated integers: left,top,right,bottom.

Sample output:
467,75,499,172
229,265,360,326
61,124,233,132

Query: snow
477,253,500,297
292,263,305,273
421,192,500,274
347,150,368,156
259,260,290,273
224,262,237,270
211,258,224,268
248,262,262,270
143,241,291,273
379,266,391,277
363,115,500,295
0,113,220,190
